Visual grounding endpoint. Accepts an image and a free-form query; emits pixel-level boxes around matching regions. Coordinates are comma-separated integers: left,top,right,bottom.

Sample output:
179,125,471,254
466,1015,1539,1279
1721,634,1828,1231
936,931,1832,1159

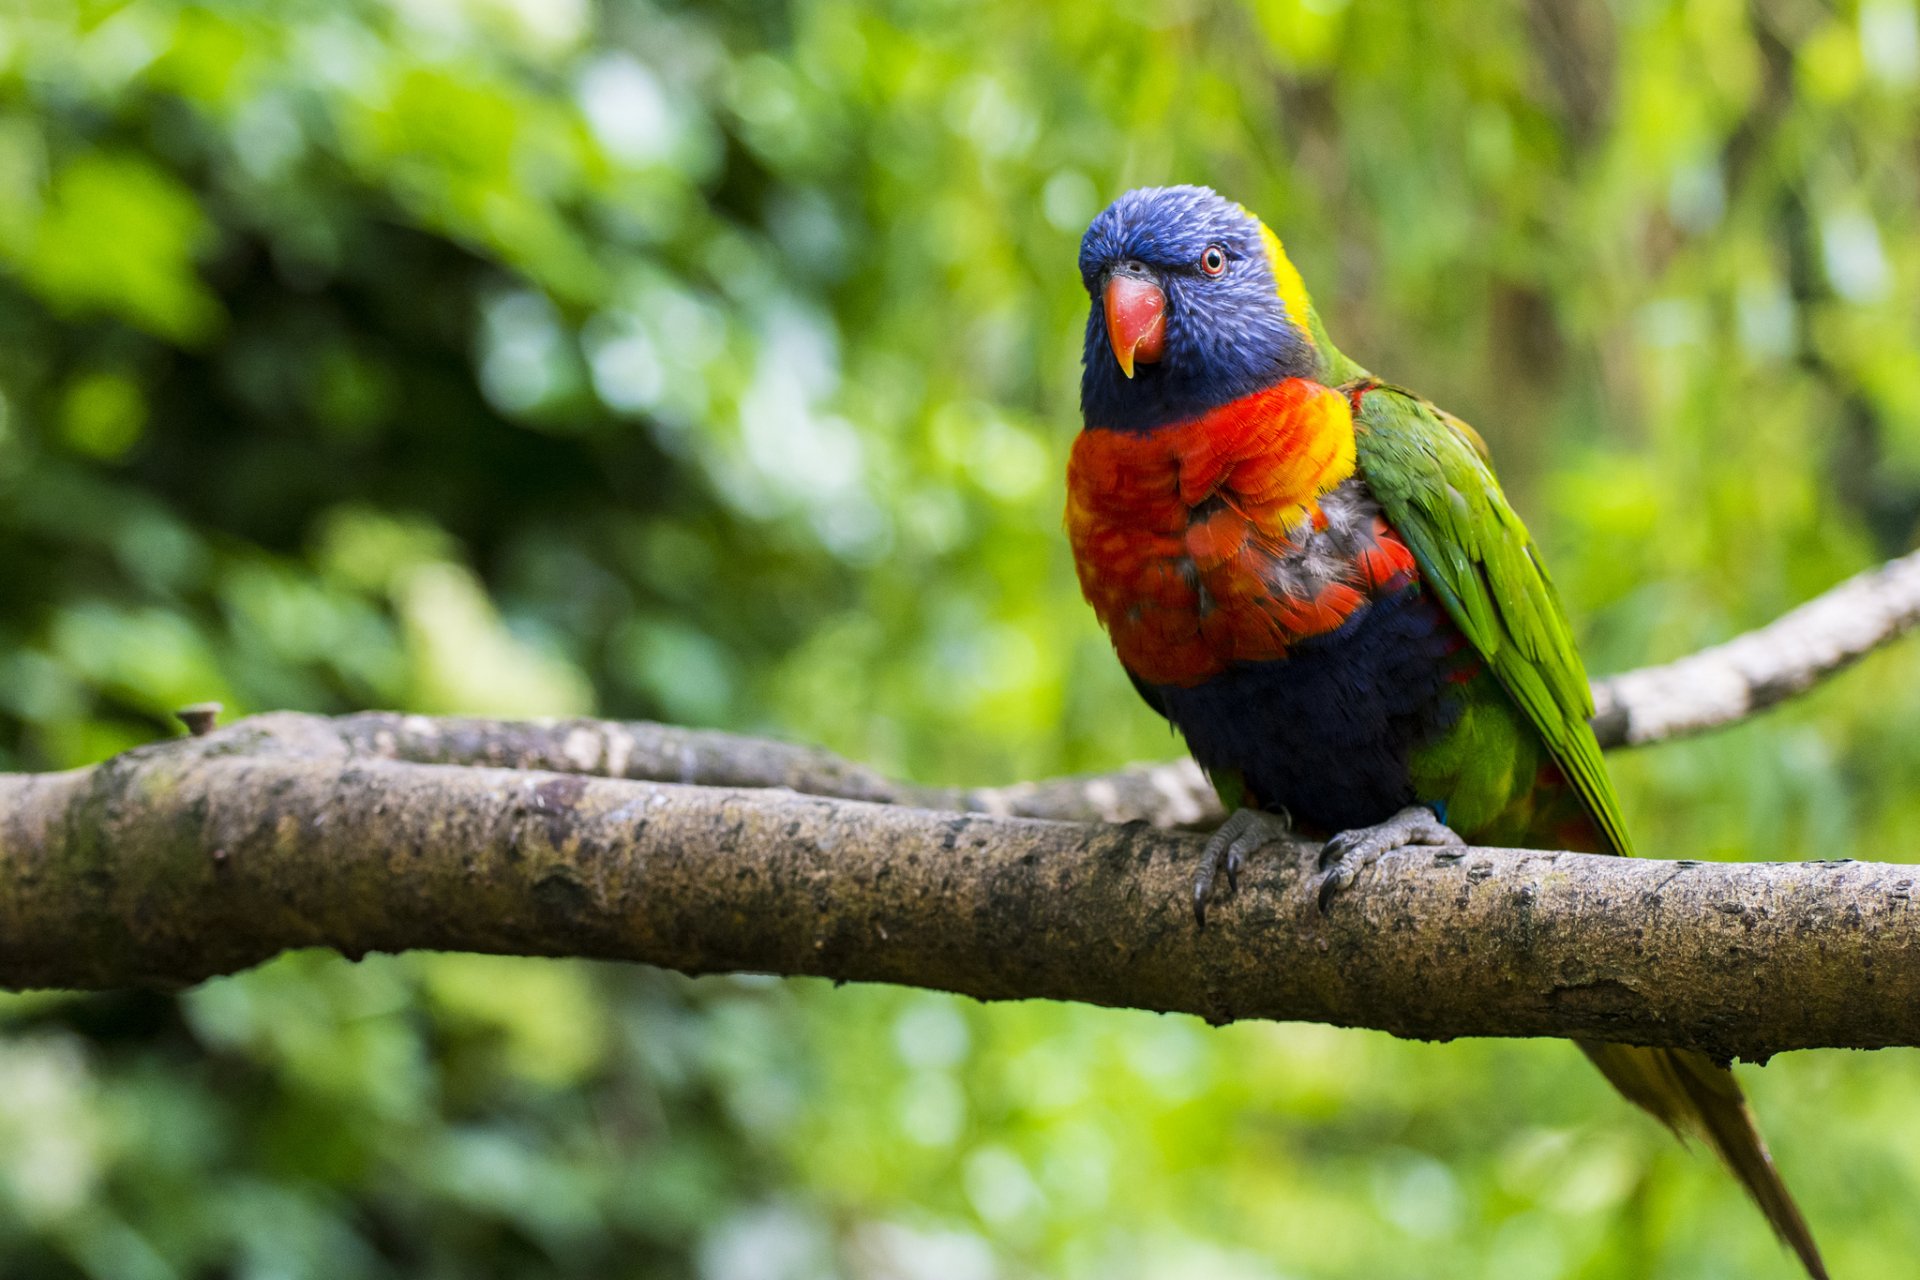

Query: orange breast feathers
1065,378,1417,687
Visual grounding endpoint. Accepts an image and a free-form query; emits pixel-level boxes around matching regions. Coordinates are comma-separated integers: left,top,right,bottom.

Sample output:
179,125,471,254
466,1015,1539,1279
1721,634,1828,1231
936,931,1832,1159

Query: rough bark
2,712,1918,1063
3,551,1917,1053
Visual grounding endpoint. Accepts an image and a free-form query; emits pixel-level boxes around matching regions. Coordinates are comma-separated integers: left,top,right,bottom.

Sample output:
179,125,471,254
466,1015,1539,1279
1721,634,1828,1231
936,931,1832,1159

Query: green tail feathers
1348,387,1824,1273
1579,1042,1826,1279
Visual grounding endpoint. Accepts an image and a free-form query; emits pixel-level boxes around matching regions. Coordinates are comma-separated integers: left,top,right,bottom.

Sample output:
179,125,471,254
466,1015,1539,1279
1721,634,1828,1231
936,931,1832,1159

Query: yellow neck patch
1255,220,1316,350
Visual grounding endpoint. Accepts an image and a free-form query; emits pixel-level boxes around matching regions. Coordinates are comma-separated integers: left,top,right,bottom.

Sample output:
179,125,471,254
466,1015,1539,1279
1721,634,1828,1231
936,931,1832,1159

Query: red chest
1065,379,1417,686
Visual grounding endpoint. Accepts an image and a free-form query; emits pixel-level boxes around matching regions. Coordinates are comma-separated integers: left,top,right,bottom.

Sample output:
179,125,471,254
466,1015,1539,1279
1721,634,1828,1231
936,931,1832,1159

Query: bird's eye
1200,245,1227,276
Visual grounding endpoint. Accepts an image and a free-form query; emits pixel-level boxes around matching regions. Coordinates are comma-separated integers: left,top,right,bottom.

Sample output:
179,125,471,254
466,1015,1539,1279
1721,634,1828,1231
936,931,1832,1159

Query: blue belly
1144,584,1467,835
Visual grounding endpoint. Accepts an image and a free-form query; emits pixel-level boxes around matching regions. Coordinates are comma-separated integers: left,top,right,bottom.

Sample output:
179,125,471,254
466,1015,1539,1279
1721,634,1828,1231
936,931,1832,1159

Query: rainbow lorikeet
1066,185,1823,1277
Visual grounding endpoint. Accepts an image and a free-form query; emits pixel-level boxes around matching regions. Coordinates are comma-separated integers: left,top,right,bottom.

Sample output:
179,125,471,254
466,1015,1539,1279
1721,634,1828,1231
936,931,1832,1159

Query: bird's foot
1193,807,1294,927
1315,805,1461,912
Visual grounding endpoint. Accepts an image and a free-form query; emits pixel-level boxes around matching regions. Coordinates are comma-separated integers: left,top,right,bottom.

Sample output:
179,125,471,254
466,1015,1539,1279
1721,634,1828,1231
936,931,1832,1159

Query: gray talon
1194,808,1293,927
1315,805,1462,911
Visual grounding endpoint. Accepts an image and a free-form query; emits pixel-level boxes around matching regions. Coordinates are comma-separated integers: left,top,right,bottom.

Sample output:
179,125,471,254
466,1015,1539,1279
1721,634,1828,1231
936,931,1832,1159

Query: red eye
1201,245,1227,276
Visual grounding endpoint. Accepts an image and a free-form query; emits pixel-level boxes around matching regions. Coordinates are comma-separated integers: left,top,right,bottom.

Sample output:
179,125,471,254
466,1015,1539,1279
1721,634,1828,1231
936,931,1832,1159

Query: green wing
1351,383,1634,858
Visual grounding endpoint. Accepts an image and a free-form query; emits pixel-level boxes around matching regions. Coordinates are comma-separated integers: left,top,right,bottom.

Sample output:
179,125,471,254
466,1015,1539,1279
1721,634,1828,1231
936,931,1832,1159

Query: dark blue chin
1080,346,1272,432
1078,304,1319,433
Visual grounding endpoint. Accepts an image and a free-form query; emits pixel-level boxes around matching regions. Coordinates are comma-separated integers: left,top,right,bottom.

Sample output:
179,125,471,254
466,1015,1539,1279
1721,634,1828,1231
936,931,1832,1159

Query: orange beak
1104,274,1166,378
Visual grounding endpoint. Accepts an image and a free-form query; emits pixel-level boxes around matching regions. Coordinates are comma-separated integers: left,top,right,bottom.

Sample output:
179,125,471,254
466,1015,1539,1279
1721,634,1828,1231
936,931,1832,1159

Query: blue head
1078,186,1321,432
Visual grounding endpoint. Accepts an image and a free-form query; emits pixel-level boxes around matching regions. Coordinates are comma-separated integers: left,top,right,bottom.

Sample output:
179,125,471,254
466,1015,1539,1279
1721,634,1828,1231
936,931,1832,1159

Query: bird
1064,184,1824,1277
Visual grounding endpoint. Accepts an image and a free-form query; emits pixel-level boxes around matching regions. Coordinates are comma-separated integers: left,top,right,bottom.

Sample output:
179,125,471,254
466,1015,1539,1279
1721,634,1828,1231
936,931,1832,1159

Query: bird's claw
1314,805,1462,912
1194,807,1294,927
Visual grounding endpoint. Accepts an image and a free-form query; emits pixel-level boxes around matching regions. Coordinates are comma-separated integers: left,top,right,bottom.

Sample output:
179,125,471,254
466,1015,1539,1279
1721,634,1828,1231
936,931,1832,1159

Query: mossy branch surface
3,713,1917,1063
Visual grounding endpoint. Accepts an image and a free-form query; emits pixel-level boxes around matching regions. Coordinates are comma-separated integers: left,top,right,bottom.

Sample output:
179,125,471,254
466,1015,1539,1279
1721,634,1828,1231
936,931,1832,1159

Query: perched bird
1065,185,1823,1277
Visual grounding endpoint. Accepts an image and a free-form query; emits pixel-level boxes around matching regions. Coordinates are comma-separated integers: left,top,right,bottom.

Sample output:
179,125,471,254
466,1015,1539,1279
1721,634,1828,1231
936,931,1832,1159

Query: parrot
1065,185,1823,1277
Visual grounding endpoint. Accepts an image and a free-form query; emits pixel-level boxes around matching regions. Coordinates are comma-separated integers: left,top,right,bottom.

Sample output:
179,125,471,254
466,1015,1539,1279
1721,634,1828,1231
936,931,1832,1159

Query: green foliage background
3,0,1920,1275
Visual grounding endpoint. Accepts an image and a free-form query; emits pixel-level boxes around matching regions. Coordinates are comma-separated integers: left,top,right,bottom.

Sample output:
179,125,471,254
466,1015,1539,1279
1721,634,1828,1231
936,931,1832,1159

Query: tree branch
322,548,1920,829
3,552,1916,1054
1588,546,1920,747
328,711,1222,830
2,712,1918,1062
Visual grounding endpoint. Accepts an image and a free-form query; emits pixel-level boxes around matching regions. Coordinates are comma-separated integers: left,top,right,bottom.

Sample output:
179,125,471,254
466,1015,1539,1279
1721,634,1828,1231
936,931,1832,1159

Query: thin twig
321,548,1920,829
1589,547,1920,747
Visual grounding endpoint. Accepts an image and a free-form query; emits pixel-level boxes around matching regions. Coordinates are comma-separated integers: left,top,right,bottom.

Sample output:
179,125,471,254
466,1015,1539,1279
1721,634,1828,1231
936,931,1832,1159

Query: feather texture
1066,378,1366,685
